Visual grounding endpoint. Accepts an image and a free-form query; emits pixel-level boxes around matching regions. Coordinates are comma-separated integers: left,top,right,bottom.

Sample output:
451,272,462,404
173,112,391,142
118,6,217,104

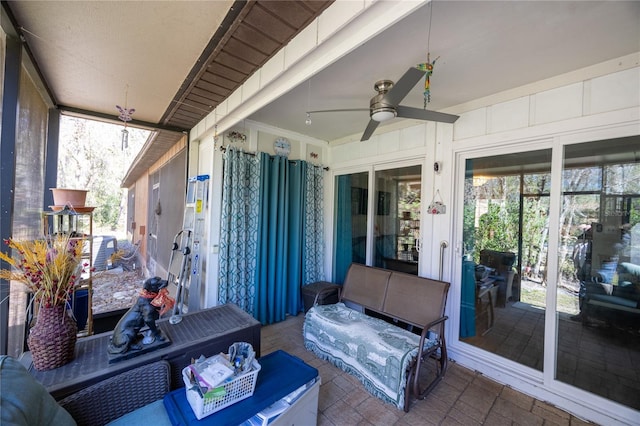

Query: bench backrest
341,264,391,311
341,263,450,329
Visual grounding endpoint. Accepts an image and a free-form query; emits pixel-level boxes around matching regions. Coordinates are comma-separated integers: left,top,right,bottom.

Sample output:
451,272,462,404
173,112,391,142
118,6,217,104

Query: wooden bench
303,263,449,411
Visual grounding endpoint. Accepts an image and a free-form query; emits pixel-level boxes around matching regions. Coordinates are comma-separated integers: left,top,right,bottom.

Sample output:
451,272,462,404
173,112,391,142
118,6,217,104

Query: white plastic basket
182,359,261,420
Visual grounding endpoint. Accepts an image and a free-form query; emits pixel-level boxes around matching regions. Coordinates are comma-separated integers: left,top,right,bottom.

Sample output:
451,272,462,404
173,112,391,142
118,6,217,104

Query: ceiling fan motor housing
370,79,397,121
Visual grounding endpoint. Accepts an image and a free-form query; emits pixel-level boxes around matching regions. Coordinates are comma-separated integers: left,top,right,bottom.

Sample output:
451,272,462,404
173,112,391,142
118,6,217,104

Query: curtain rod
219,145,329,171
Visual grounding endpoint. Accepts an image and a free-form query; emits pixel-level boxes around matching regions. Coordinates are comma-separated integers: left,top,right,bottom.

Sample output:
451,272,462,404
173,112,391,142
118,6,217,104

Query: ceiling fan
307,67,459,141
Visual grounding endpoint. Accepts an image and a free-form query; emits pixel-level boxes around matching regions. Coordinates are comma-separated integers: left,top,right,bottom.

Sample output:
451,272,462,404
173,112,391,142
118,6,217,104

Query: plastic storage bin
182,359,261,420
301,281,340,312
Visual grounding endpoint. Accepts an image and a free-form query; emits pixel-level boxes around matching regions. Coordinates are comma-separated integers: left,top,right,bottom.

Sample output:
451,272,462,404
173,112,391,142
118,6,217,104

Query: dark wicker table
25,303,261,400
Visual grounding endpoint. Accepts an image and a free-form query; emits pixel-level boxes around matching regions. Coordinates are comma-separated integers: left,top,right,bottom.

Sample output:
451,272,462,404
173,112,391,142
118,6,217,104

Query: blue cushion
596,261,618,283
589,294,639,309
0,355,76,426
106,399,172,426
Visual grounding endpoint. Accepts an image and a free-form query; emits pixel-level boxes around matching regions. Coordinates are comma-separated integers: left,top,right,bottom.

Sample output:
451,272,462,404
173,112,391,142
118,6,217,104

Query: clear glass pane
556,136,640,410
460,149,551,371
333,172,368,283
373,165,421,275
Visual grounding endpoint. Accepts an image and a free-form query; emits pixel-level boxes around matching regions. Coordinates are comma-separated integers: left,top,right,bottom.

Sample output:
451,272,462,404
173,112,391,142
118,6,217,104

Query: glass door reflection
460,149,552,371
556,137,640,410
373,165,422,275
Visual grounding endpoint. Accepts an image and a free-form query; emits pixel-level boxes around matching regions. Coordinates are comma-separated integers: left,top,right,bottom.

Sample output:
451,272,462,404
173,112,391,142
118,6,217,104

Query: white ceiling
6,1,640,143
9,0,234,125
248,1,640,142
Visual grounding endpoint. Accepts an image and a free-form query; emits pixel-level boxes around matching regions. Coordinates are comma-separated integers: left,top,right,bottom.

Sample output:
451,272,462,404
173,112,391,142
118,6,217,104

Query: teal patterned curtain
219,148,324,323
218,147,261,315
303,163,325,284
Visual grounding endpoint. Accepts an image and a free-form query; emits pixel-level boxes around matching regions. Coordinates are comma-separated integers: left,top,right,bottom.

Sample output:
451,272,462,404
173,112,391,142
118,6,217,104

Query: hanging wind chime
416,1,439,109
116,86,135,150
416,53,440,108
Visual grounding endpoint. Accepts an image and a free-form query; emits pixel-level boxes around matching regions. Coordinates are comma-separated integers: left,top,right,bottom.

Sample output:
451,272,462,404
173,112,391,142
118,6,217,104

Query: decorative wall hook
227,131,247,144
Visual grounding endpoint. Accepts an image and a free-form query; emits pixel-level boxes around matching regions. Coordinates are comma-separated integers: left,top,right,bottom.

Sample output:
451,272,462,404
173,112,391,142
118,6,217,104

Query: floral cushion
303,303,436,409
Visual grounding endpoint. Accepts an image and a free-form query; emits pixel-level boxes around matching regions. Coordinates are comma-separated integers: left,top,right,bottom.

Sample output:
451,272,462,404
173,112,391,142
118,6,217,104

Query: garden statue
107,277,174,359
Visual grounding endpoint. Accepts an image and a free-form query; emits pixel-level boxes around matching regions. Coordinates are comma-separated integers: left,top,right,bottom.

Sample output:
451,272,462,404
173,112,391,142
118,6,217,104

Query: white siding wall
327,61,640,426
186,0,639,418
328,61,639,282
453,65,640,141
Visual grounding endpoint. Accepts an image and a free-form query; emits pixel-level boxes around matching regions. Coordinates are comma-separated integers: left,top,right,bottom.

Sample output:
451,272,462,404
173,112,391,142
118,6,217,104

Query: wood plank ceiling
121,0,332,186
160,0,333,131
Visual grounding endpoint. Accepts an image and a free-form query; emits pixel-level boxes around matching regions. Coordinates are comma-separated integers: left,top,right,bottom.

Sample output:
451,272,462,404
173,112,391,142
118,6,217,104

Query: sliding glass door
459,150,551,371
333,172,369,283
373,165,422,275
333,163,423,281
556,137,640,410
457,135,640,411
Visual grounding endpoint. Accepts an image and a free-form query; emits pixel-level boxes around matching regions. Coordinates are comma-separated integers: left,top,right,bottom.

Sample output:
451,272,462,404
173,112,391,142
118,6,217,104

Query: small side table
301,281,341,312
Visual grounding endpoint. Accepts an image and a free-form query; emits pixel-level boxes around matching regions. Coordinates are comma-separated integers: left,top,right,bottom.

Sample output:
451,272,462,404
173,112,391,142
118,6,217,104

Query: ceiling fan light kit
304,66,459,141
371,109,396,122
359,67,459,141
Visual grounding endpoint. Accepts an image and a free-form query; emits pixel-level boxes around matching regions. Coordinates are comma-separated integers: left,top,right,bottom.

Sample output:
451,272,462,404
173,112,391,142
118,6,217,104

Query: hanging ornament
120,127,129,150
116,85,135,150
416,2,439,109
416,53,439,108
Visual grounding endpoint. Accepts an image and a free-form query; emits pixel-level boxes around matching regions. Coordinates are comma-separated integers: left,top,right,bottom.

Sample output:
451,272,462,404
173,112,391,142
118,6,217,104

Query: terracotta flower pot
50,188,88,208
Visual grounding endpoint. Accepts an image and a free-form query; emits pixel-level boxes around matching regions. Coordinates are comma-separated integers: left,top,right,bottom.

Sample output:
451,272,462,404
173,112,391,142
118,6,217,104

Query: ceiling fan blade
396,105,459,123
306,108,369,114
384,67,427,106
361,119,380,141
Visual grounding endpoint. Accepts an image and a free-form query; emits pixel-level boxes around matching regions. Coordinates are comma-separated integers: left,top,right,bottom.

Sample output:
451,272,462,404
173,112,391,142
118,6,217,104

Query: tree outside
466,160,640,313
57,116,149,238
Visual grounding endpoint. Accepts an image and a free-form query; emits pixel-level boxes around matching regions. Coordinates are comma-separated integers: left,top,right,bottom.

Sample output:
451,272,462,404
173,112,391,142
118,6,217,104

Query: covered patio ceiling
6,0,332,129
4,0,332,182
4,1,639,181
248,1,640,143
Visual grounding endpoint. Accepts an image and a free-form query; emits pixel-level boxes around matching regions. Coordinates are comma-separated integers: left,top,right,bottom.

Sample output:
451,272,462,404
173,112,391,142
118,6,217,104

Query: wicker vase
28,305,78,371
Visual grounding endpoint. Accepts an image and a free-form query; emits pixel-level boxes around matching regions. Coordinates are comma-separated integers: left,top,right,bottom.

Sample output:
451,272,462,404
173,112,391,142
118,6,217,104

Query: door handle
439,241,448,281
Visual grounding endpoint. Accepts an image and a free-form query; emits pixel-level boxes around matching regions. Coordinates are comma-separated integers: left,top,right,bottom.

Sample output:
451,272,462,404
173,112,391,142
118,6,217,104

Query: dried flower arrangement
0,234,87,308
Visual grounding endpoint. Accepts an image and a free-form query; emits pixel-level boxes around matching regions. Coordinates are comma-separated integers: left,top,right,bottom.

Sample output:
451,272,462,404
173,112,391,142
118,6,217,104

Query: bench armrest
418,316,448,353
58,360,171,426
424,315,448,333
